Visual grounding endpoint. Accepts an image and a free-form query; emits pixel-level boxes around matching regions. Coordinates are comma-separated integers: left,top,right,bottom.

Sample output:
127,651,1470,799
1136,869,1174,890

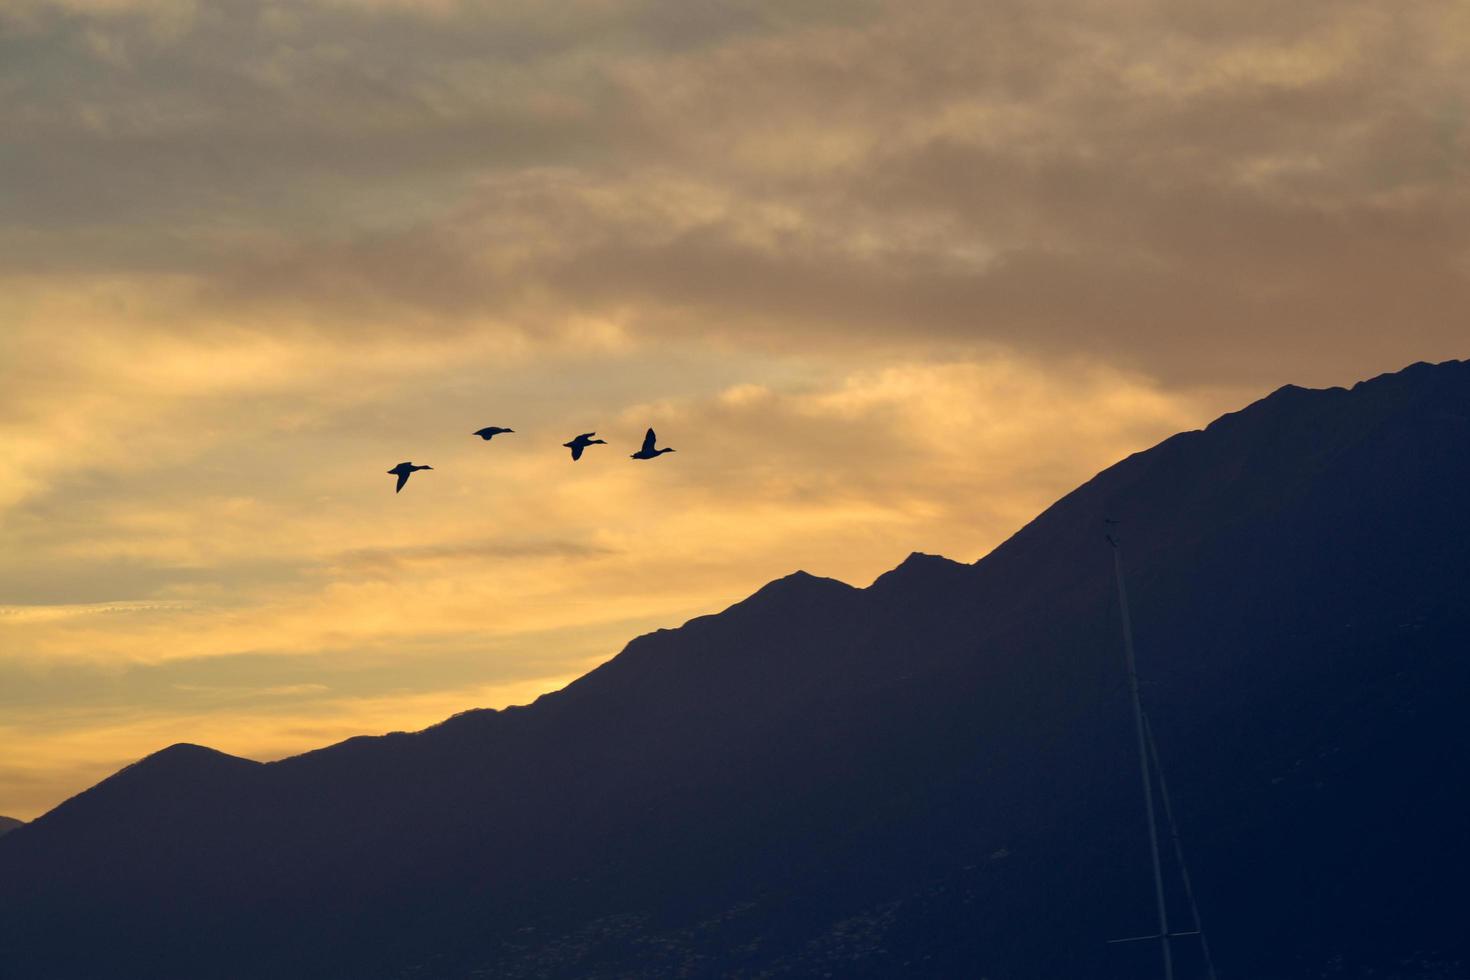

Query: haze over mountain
2,359,1468,979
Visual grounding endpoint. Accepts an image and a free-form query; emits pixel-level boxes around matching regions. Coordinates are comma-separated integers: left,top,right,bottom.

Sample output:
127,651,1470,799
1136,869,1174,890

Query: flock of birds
387,426,675,492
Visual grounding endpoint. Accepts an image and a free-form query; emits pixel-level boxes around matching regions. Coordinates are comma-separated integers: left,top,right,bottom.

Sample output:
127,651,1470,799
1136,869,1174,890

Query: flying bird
630,428,675,460
563,432,606,461
387,462,432,493
473,426,514,441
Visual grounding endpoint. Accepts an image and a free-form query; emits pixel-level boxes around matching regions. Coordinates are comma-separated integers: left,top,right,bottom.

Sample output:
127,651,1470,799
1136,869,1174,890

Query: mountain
3,359,1469,979
0,816,22,839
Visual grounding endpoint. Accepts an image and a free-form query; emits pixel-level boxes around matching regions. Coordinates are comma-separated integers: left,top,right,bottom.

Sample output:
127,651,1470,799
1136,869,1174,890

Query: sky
2,0,1467,820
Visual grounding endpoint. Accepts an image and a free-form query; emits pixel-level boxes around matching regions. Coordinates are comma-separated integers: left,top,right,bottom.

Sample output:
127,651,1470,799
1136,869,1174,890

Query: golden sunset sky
2,0,1467,819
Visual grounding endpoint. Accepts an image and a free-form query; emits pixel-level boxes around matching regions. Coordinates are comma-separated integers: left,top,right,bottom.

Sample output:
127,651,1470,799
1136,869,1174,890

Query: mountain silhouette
0,816,22,839
3,359,1469,979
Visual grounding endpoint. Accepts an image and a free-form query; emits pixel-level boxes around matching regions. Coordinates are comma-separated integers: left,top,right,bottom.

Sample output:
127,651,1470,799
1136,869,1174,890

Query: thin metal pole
1111,540,1174,980
1144,711,1218,980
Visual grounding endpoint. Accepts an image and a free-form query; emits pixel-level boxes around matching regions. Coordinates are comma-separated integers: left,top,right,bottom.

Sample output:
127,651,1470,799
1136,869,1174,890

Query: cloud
0,600,197,622
331,538,619,579
1,0,1464,385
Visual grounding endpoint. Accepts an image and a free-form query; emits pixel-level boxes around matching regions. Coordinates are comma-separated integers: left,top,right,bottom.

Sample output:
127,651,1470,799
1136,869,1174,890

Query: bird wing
395,471,410,492
577,432,596,441
641,428,657,453
570,443,584,461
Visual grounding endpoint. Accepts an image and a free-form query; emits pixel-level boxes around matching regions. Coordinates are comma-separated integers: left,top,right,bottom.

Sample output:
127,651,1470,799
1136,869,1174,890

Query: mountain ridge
3,357,1468,979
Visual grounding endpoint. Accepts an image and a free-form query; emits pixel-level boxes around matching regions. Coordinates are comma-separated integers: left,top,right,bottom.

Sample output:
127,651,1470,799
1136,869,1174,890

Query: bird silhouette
387,462,432,493
473,426,514,441
630,428,675,460
563,432,606,461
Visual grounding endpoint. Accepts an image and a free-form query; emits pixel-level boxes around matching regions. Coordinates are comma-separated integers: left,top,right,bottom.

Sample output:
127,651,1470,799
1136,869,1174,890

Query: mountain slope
2,359,1469,979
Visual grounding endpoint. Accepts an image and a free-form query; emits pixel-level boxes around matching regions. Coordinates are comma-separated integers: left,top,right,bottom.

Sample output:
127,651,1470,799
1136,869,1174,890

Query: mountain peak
27,742,262,836
124,742,259,777
867,550,970,592
142,741,231,761
1202,359,1469,437
897,550,960,571
1262,381,1331,402
743,569,855,605
1356,357,1467,388
766,568,825,586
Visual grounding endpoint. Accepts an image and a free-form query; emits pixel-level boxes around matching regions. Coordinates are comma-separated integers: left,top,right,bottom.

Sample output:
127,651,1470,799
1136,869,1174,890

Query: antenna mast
1109,530,1175,980
1104,524,1216,980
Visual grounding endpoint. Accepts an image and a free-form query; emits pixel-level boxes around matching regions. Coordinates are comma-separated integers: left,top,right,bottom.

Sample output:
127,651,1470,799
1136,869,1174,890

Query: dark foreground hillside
3,359,1469,979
